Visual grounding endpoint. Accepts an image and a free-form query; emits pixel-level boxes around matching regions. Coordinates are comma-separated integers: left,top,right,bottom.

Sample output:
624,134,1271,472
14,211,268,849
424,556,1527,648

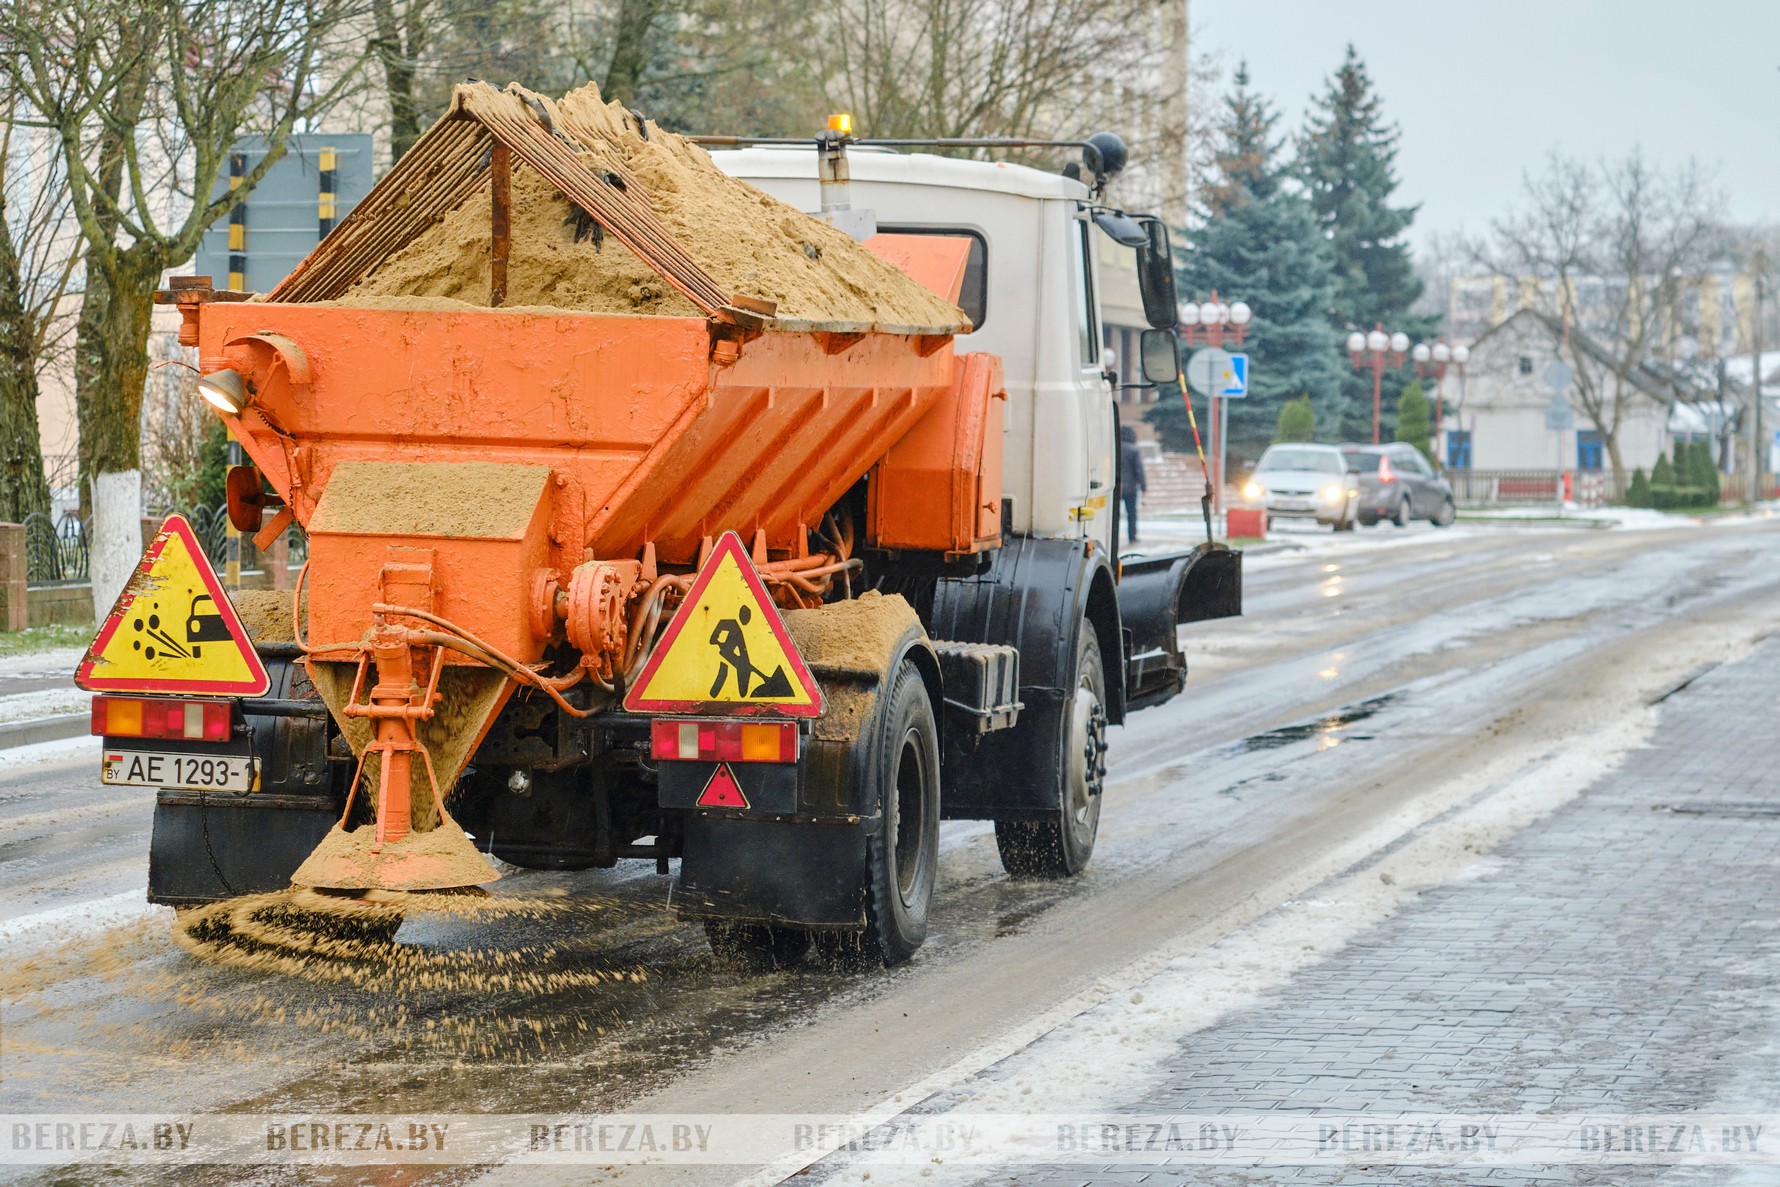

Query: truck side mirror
1134,218,1178,330
1139,328,1179,385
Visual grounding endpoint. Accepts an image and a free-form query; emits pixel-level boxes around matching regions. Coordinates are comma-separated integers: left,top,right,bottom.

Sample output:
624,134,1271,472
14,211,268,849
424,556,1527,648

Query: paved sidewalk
1002,635,1780,1186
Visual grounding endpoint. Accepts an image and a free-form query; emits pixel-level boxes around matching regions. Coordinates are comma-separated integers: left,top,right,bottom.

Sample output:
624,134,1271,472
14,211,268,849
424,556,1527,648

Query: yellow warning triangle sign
76,514,270,697
625,532,823,718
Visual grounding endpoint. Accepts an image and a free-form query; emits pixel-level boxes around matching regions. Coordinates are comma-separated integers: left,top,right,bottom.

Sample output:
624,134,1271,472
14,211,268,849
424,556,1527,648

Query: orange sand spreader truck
80,84,1240,966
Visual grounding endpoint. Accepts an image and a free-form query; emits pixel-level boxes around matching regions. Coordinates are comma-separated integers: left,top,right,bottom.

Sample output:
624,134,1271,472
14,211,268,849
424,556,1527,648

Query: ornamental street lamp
1179,292,1251,348
1410,341,1470,465
1179,292,1251,515
1347,325,1410,445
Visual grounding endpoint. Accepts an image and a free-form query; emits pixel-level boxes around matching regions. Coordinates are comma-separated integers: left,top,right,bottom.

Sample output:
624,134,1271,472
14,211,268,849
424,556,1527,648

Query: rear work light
90,695,232,742
650,718,799,763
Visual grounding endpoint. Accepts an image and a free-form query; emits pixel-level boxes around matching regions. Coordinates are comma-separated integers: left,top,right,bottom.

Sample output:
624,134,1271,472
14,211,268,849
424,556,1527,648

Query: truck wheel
995,624,1106,878
857,659,941,965
704,921,810,972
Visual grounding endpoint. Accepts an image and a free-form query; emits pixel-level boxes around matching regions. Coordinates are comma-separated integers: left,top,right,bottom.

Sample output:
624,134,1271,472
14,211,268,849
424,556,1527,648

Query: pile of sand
340,82,967,330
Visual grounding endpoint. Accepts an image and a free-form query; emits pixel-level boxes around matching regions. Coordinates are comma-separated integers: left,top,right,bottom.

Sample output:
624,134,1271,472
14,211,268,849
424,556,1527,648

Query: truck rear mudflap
662,594,942,929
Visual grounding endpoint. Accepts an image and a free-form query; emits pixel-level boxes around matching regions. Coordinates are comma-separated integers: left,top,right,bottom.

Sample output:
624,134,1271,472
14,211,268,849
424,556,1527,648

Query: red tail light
90,695,232,742
1378,455,1397,483
651,718,799,763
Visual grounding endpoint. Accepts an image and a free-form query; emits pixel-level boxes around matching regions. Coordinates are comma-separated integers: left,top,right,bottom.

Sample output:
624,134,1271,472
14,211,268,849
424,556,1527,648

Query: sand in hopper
341,81,967,330
784,592,922,743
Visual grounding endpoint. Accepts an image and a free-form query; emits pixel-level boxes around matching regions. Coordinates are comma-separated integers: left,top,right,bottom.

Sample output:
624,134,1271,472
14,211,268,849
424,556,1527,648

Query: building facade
1439,308,1677,477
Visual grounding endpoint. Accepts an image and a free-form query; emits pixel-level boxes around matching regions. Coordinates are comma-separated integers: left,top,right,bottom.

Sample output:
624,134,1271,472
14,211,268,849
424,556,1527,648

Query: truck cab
712,147,1121,551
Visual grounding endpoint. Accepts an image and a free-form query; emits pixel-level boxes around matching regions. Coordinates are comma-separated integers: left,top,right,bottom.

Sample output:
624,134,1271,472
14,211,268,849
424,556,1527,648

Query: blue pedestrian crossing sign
1223,354,1249,398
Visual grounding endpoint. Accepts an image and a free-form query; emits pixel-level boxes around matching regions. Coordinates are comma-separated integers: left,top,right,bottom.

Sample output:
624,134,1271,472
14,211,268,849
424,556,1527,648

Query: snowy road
3,516,1779,1184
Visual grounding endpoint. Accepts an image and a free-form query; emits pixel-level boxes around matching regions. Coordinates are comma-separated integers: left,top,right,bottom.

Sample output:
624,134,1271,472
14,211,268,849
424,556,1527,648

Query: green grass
0,622,95,656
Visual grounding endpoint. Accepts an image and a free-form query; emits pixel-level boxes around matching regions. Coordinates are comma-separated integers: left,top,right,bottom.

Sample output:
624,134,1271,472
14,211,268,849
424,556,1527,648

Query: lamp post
1409,341,1469,464
1179,294,1251,515
1346,325,1409,445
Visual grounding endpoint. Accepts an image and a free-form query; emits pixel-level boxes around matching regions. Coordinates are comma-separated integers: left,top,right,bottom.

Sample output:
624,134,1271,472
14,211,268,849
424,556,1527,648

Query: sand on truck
337,81,967,331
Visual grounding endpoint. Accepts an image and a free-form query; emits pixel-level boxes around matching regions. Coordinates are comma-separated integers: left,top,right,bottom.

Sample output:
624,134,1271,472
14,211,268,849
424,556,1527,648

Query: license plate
1276,498,1312,511
102,750,255,792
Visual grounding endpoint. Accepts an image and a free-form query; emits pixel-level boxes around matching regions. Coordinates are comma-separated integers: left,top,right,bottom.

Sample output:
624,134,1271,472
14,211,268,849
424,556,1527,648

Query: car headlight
1243,481,1263,501
1320,484,1344,502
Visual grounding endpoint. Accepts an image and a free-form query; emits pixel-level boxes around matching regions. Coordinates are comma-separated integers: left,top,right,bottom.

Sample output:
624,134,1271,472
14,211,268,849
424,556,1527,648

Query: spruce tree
1150,63,1342,463
1298,46,1436,440
1394,380,1433,464
1625,467,1651,508
1275,395,1315,443
1650,452,1676,509
1697,439,1721,506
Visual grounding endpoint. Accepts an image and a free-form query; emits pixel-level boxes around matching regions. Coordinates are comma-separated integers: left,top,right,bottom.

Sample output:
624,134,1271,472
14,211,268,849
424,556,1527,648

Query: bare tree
814,0,1162,144
1486,150,1725,483
0,91,81,522
2,0,368,605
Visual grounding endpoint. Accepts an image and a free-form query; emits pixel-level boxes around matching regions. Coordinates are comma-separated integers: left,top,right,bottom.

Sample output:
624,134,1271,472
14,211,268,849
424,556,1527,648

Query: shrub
1274,394,1316,443
1625,467,1651,508
1394,381,1433,464
1649,453,1676,509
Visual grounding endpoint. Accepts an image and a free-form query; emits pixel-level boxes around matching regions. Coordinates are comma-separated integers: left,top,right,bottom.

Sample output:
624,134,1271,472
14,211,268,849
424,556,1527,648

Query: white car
1241,444,1358,531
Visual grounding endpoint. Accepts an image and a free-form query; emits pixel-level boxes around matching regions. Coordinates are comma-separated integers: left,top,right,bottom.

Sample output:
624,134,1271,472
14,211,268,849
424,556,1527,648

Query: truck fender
908,536,1118,820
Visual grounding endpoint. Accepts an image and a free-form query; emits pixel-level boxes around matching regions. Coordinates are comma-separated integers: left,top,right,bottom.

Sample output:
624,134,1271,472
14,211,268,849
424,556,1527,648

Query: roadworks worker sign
625,531,823,718
75,514,270,697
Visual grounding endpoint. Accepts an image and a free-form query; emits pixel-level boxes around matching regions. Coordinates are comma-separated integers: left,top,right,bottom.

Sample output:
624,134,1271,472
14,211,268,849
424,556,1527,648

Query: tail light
651,719,799,763
90,695,232,742
1378,455,1397,483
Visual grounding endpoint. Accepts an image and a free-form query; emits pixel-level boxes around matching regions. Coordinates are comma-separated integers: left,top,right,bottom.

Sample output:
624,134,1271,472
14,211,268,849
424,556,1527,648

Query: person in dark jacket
1119,425,1147,545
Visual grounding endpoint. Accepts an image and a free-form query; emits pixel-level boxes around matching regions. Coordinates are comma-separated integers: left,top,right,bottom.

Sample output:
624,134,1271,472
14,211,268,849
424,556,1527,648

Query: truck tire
823,659,940,968
995,623,1106,878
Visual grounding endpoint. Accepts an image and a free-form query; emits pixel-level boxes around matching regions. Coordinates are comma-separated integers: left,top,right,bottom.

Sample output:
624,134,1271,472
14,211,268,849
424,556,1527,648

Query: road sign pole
1209,394,1221,519
1218,396,1229,523
1555,429,1564,517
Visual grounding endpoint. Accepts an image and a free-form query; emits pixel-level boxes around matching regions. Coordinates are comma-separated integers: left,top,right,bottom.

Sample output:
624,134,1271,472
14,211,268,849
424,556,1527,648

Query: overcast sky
1193,1,1780,245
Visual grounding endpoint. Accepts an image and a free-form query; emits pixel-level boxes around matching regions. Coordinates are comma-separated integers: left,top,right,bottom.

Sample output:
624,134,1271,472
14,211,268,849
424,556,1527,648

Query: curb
0,713,87,750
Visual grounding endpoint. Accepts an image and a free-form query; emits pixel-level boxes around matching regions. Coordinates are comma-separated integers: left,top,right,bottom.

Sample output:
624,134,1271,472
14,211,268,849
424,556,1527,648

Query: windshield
1343,450,1383,473
1257,447,1343,475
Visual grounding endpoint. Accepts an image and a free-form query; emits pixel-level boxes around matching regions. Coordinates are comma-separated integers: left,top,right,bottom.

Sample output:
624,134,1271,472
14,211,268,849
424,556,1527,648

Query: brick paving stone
1004,636,1780,1186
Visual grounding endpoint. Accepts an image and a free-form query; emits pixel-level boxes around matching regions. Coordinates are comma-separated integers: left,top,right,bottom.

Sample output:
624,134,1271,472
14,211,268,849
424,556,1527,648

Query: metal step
931,640,1022,733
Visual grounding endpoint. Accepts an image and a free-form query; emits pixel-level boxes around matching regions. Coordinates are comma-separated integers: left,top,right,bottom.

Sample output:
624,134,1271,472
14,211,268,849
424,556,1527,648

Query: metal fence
23,512,90,586
1446,469,1626,508
24,506,308,588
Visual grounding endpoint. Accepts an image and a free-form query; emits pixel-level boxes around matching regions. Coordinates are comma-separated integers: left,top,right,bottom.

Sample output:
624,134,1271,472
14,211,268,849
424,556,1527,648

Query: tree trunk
604,0,665,106
1604,429,1625,491
0,196,51,524
372,0,424,162
76,253,158,498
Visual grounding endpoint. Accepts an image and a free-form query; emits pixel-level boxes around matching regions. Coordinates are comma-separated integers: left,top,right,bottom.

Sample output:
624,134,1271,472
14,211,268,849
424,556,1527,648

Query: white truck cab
713,148,1127,551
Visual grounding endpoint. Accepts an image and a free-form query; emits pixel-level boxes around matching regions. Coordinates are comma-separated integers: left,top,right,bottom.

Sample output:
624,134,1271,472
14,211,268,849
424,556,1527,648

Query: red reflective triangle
697,762,750,809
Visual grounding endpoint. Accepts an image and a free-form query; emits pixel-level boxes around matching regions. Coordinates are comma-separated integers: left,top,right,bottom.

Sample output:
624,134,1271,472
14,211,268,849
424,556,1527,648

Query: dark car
1340,443,1456,528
